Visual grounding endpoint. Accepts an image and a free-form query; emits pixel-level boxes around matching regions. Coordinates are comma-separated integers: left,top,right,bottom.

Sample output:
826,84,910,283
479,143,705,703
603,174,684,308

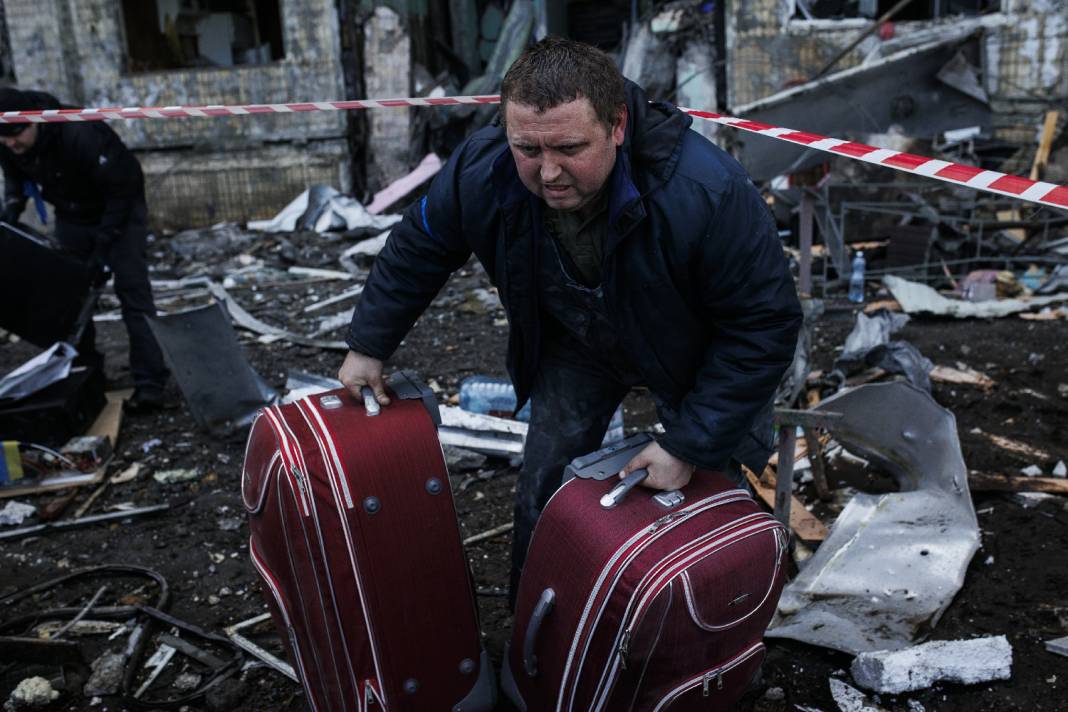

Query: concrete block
851,635,1012,694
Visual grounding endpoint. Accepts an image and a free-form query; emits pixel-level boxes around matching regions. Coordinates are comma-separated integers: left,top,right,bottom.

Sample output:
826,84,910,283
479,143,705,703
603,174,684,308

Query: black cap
0,88,35,136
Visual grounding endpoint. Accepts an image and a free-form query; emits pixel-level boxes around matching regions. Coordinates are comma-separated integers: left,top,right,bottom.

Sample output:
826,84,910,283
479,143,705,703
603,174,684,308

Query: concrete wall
3,0,351,229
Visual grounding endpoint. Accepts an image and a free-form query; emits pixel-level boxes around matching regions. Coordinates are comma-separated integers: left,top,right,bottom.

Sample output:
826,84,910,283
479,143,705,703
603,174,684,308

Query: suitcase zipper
650,642,765,712
701,670,722,696
560,490,755,711
593,517,782,711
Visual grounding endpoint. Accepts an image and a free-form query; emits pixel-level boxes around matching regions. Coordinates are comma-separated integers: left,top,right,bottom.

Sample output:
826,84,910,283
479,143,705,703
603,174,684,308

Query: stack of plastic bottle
459,376,625,446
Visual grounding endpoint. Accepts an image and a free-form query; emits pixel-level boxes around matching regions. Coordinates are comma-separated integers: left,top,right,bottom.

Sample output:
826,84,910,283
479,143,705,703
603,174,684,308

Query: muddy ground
1,228,1066,711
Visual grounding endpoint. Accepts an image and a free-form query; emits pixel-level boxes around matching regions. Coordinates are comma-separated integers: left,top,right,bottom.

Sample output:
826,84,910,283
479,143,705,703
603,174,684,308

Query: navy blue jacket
348,83,802,470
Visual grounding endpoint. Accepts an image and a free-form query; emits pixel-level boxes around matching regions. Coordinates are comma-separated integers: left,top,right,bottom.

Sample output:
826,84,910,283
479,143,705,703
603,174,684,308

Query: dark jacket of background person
347,82,802,471
0,90,145,245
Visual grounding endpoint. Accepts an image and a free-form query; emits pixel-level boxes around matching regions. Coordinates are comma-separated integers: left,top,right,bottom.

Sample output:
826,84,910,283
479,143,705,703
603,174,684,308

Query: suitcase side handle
523,587,556,677
359,386,382,416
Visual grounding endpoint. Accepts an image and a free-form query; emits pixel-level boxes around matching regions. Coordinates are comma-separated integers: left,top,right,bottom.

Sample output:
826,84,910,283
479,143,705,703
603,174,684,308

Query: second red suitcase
502,433,787,712
243,372,496,711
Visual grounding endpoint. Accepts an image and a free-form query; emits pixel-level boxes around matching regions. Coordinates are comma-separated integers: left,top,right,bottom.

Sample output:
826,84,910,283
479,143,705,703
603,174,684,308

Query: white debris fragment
1015,492,1058,508
1053,460,1067,477
829,678,887,711
1046,635,1068,657
110,462,142,484
1020,464,1044,477
0,501,36,526
850,636,1012,694
5,676,59,710
907,701,926,712
153,468,200,484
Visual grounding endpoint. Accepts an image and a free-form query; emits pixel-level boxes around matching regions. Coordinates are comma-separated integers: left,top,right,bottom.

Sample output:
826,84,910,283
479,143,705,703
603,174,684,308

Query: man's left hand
620,441,696,491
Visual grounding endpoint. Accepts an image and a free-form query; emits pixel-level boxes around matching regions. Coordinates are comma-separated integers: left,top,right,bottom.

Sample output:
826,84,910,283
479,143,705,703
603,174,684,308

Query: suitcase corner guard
453,649,498,712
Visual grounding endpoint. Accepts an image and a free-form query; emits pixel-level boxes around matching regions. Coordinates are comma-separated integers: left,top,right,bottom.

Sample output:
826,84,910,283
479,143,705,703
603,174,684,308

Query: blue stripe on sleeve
420,196,436,240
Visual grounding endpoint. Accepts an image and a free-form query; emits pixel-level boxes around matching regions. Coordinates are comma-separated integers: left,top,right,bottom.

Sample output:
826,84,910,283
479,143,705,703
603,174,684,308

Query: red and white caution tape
0,95,500,123
682,108,1068,211
1,94,1064,211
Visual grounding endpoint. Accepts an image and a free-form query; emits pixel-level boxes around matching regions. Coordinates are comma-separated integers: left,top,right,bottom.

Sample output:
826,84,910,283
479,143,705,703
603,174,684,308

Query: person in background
0,87,168,412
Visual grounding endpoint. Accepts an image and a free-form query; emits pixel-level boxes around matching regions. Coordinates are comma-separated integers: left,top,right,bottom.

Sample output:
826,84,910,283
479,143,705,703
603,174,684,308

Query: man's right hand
338,350,391,406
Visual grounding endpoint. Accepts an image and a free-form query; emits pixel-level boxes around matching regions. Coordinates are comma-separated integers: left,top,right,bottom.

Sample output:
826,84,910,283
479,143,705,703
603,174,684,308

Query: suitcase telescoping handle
599,468,648,509
523,588,556,677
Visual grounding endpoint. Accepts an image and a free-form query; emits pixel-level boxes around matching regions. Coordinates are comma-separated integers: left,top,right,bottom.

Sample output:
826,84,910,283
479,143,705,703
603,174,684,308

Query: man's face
505,97,626,213
0,124,38,155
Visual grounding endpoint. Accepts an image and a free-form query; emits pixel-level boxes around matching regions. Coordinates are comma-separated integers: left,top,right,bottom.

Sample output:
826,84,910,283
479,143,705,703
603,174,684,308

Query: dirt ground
1,229,1066,712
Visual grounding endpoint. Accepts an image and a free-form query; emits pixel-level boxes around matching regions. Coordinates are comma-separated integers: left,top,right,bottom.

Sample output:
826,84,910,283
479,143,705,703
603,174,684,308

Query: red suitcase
502,434,787,712
242,372,496,711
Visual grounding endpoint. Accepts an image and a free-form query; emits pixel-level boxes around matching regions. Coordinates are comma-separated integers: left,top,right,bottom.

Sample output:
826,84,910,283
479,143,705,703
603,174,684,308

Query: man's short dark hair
501,37,626,131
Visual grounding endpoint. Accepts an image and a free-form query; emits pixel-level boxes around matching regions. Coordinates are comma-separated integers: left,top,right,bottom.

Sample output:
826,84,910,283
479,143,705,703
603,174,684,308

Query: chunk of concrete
83,651,126,696
851,635,1012,694
4,676,59,710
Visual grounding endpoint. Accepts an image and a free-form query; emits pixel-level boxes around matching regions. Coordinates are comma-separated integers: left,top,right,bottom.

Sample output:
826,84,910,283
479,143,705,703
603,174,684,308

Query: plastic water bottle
458,375,625,445
459,376,528,420
848,251,866,303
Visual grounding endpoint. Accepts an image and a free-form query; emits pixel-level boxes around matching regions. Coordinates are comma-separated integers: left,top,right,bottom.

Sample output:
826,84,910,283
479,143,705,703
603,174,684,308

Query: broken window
121,0,285,73
794,0,1001,20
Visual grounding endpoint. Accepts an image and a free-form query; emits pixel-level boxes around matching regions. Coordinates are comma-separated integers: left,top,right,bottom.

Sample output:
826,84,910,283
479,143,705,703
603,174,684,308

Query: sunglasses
0,123,31,138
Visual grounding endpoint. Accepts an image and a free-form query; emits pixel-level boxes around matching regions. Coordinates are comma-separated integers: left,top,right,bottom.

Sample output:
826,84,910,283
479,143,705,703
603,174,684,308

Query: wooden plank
978,430,1053,462
745,467,828,542
863,299,902,314
1031,110,1060,181
930,365,995,389
0,469,105,499
969,472,1068,495
87,389,133,446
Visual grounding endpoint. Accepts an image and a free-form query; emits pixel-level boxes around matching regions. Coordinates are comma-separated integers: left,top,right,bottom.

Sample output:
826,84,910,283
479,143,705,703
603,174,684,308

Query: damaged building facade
0,0,351,229
0,0,1063,228
725,0,1067,156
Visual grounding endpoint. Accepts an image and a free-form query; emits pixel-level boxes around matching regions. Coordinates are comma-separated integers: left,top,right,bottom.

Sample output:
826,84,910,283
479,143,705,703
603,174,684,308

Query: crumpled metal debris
247,186,402,234
767,381,980,654
147,301,278,434
885,274,1068,318
0,341,78,401
834,310,933,391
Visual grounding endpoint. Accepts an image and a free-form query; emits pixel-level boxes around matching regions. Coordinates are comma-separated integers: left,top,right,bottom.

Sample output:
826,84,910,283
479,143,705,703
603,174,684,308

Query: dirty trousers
54,200,168,389
509,336,639,606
